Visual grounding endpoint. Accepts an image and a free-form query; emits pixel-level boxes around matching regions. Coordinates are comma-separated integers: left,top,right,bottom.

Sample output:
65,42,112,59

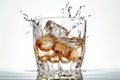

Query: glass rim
24,16,87,22
32,16,86,21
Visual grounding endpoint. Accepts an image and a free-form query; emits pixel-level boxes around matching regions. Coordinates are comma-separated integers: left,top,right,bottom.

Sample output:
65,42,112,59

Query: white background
0,0,120,70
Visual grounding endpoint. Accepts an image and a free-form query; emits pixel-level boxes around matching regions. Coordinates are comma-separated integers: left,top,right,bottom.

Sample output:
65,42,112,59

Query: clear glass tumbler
32,17,86,79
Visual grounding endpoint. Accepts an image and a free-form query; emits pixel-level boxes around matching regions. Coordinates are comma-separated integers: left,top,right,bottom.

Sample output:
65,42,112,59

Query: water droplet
88,15,91,17
25,31,30,35
68,6,72,17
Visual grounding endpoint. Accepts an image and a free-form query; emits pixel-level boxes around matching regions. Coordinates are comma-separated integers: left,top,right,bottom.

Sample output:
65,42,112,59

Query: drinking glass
32,17,87,79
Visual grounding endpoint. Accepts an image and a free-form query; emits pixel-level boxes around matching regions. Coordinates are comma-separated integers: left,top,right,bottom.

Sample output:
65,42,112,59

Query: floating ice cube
44,20,69,38
68,25,82,38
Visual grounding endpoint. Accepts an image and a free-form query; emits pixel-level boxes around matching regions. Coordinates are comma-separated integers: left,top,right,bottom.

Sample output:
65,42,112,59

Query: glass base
37,61,83,80
37,70,83,80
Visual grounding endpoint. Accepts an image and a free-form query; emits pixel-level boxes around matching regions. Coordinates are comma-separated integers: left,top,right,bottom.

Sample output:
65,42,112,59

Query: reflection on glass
36,70,83,80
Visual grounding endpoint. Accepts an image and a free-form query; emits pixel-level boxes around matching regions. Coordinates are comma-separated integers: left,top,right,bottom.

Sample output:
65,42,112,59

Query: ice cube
52,39,74,62
38,56,48,62
62,37,80,48
71,48,82,62
68,25,82,38
62,47,73,62
52,40,69,54
38,50,57,62
49,56,59,63
44,20,69,38
48,50,55,56
38,48,47,57
35,33,57,51
61,57,69,63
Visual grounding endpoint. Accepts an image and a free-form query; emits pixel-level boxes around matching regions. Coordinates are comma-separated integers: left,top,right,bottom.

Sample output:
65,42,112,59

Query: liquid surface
0,69,120,80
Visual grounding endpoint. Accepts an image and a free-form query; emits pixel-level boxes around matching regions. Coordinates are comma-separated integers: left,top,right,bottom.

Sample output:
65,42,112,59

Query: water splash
21,2,90,38
62,2,91,20
20,11,31,21
21,2,91,22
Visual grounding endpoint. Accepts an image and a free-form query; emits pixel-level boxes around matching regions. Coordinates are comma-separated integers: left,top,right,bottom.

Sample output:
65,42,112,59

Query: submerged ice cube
71,48,82,62
61,47,73,63
52,40,69,54
52,39,74,62
49,55,59,63
38,56,48,62
35,33,57,51
44,20,69,38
